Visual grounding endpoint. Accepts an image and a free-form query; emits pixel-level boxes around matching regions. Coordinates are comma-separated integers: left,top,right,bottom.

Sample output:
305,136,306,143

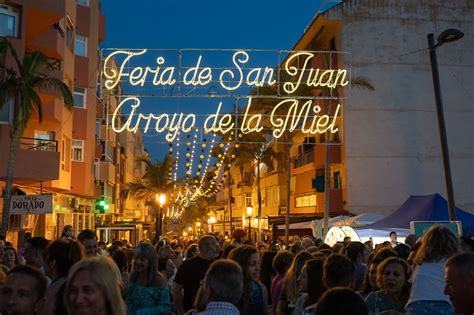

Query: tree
0,38,73,236
121,155,174,240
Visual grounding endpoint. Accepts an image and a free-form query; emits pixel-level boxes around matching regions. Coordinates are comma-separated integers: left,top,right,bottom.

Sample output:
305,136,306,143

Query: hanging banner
101,49,348,143
10,195,53,215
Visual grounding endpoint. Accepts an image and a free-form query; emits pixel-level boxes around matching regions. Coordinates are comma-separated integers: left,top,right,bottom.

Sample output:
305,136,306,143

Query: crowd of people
0,224,473,315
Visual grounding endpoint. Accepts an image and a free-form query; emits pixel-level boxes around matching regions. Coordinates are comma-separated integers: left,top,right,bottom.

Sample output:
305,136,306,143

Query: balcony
98,161,116,185
294,149,315,168
21,0,65,41
0,130,59,181
27,26,65,60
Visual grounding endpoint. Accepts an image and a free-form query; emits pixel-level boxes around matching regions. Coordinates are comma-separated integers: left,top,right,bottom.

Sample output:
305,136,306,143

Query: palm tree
121,154,174,240
0,38,73,236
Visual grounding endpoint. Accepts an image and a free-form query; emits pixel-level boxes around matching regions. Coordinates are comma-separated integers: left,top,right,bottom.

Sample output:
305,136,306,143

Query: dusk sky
100,0,339,161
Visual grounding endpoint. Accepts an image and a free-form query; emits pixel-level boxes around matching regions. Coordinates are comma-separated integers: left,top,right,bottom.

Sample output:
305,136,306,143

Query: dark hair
390,231,397,237
323,254,355,288
315,287,368,315
61,225,73,237
157,257,170,273
446,252,474,277
345,242,366,262
304,258,326,307
272,250,294,274
27,237,49,250
221,244,237,259
77,229,98,242
228,245,259,314
3,246,20,265
260,251,277,304
8,265,48,300
361,248,397,295
394,243,410,260
43,240,84,277
112,249,129,272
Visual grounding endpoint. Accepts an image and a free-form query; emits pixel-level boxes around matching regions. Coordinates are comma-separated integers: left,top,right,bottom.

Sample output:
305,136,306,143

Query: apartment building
0,0,105,244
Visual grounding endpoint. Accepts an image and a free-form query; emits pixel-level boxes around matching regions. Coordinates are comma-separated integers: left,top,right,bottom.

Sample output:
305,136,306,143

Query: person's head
323,254,355,289
415,225,459,265
404,234,419,248
314,287,368,315
77,229,99,257
301,237,314,249
394,243,410,260
332,242,345,254
62,225,74,238
64,257,125,315
0,265,48,315
43,240,84,279
3,246,19,269
376,257,410,297
444,252,474,314
200,259,243,305
389,231,397,242
131,243,158,286
272,250,294,275
185,243,200,259
24,237,49,268
221,243,236,259
228,245,259,282
298,258,326,306
232,228,246,243
343,236,351,244
260,251,277,279
363,248,397,293
289,241,304,255
158,257,175,280
198,235,219,260
112,250,129,272
283,250,313,301
345,241,368,263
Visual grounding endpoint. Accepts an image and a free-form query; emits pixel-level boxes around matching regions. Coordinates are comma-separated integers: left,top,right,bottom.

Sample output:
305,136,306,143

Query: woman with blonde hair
276,250,313,315
64,256,126,315
405,225,459,315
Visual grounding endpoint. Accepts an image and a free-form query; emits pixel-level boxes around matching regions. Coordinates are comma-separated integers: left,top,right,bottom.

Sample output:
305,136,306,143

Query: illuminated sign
101,49,348,142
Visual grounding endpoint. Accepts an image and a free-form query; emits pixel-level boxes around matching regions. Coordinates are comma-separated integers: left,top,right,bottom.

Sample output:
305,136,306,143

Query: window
94,159,99,180
265,187,279,206
245,194,251,207
65,16,74,50
0,98,13,124
72,140,84,162
96,120,101,139
76,0,89,6
295,194,316,208
34,131,55,151
73,87,86,108
0,5,19,37
334,171,342,189
74,34,87,57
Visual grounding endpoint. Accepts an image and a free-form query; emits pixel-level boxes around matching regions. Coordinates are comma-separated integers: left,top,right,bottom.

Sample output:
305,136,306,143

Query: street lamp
196,221,201,237
155,193,167,240
246,206,253,242
209,216,217,233
427,28,464,221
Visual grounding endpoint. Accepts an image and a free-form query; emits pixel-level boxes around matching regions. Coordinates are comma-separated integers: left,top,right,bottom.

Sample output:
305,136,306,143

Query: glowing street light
246,206,253,242
155,193,167,240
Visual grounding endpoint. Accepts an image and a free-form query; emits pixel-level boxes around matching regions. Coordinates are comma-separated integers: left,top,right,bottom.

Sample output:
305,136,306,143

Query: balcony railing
20,137,58,152
294,149,314,168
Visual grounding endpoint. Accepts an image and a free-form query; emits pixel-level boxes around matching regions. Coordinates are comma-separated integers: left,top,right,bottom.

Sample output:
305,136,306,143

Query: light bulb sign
101,49,348,143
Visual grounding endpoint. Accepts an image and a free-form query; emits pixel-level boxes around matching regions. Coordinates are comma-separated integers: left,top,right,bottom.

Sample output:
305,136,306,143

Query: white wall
325,0,474,213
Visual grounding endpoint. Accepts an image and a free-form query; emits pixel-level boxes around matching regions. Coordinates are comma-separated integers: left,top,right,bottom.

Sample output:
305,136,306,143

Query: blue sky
100,0,338,162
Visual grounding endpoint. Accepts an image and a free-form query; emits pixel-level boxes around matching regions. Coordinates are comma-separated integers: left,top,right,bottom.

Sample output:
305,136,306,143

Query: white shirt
407,260,451,305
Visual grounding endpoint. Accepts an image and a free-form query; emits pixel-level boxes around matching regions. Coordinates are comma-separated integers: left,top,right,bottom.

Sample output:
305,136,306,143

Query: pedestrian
64,256,126,315
270,250,294,315
365,257,410,314
77,229,99,257
0,265,48,315
40,240,84,315
112,249,131,288
260,251,277,306
276,250,313,315
189,259,243,314
361,248,397,297
173,235,219,314
184,243,200,260
297,258,326,315
405,225,459,315
126,243,171,315
60,225,76,241
314,287,368,315
390,231,400,247
322,254,355,289
345,241,369,290
228,245,269,315
232,228,247,246
2,246,19,270
444,252,474,315
23,237,49,271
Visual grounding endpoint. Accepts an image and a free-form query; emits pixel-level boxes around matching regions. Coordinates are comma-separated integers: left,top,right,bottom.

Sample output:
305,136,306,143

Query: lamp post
427,28,463,221
209,216,217,233
246,206,253,242
156,193,166,240
196,221,201,238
